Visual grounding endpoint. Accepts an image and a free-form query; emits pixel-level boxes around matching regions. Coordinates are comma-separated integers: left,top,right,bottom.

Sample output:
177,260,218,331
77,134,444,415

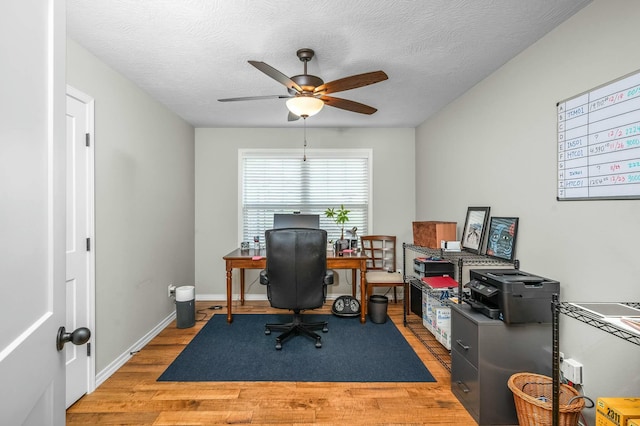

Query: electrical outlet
168,284,176,298
561,358,583,384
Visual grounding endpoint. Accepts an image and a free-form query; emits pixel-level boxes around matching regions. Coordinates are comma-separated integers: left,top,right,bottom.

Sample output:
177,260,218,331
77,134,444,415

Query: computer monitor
273,213,320,229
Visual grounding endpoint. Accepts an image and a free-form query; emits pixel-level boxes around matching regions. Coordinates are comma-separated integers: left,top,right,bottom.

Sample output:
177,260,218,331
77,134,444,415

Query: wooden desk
223,249,368,323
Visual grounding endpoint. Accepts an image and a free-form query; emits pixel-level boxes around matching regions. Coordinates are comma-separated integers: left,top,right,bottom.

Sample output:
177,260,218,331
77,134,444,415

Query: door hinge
85,133,90,147
86,237,91,252
87,342,91,356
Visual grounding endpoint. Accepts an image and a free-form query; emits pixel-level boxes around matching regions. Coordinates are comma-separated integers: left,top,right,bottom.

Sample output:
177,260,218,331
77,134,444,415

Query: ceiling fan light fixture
286,96,324,117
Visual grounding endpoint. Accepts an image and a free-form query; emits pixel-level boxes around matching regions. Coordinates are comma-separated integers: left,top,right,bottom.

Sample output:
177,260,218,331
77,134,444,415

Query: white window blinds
240,149,370,244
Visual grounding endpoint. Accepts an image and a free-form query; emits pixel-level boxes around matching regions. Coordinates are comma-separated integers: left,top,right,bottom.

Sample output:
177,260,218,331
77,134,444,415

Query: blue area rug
158,313,435,382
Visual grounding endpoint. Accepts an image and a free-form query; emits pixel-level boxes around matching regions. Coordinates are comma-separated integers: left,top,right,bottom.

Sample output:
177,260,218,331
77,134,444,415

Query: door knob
56,326,91,351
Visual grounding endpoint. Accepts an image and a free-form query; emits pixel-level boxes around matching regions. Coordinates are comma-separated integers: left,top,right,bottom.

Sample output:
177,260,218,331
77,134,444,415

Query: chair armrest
324,270,334,285
259,269,269,285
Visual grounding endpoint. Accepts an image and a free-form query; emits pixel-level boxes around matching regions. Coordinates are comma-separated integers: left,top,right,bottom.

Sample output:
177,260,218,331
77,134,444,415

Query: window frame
238,148,373,245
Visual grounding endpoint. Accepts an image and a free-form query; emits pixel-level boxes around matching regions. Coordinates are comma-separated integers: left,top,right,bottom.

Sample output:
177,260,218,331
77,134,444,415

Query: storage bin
412,221,456,248
595,397,640,426
508,372,585,426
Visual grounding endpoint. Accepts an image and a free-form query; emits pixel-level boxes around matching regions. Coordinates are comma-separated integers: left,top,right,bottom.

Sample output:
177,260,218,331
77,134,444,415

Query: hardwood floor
66,300,476,425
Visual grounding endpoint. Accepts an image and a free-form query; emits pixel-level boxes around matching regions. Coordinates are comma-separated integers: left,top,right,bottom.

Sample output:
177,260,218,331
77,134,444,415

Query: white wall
416,0,640,421
66,39,195,372
64,0,639,416
195,127,415,299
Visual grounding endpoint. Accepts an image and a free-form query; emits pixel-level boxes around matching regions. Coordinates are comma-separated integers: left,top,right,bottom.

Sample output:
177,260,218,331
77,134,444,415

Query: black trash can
175,286,195,328
368,295,389,324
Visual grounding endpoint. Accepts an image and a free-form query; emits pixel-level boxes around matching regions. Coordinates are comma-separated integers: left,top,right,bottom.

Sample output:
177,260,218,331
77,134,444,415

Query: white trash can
175,285,195,328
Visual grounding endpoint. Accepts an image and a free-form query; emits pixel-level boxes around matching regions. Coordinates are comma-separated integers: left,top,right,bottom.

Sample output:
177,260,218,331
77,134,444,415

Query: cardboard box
434,306,451,349
413,221,457,249
422,287,432,331
425,293,443,327
421,288,428,329
436,328,451,349
435,306,451,328
428,294,451,345
596,398,640,426
421,285,453,348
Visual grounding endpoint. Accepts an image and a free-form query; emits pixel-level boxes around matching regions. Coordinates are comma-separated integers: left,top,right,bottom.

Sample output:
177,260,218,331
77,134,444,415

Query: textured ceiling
66,0,592,128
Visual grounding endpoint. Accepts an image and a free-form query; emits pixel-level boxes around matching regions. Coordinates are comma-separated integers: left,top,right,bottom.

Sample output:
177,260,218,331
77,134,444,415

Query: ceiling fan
218,48,388,121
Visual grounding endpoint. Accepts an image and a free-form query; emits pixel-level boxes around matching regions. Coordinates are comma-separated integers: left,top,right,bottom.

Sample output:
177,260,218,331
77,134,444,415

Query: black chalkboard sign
557,69,640,200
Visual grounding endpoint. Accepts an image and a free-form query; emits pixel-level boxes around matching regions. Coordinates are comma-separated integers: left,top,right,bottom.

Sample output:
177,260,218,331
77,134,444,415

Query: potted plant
325,205,350,238
325,205,350,253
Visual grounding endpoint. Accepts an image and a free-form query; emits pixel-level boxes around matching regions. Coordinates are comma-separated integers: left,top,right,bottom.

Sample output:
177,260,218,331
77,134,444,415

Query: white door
0,1,67,425
65,88,95,407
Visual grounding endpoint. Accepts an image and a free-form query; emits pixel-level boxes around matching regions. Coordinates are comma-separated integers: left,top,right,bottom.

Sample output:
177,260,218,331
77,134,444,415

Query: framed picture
461,207,490,254
485,217,519,261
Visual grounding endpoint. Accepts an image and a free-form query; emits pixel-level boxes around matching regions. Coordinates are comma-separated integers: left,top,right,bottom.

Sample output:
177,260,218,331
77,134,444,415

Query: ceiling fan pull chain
303,117,307,161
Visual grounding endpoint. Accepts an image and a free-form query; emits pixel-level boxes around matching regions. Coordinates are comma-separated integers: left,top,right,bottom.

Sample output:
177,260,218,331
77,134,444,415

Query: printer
466,269,559,324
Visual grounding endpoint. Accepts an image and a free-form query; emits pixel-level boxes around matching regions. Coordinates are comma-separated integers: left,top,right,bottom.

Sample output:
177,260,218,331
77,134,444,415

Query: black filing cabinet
450,304,552,425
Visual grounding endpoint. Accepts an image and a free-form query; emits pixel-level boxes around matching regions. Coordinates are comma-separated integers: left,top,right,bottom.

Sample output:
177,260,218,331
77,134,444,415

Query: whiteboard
557,69,640,200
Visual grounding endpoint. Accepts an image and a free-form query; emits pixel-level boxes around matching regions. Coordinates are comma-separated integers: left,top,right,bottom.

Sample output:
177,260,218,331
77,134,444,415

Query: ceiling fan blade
248,60,303,93
320,96,378,115
315,70,388,95
218,95,292,102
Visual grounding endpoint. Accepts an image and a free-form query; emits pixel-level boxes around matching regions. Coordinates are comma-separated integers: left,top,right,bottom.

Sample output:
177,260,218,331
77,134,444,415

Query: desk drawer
451,349,479,422
451,308,478,367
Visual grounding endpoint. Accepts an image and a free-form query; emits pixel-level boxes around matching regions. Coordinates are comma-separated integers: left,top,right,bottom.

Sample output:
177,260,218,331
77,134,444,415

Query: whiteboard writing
558,69,640,200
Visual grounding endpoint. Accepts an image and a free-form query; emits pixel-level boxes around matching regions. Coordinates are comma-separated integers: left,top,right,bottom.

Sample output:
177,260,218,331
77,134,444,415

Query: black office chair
260,228,334,349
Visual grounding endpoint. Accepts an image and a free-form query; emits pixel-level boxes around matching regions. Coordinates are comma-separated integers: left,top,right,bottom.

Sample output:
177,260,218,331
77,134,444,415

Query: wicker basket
507,372,585,426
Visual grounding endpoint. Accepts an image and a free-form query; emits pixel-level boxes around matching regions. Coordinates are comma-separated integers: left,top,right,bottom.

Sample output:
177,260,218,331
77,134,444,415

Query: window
240,149,371,245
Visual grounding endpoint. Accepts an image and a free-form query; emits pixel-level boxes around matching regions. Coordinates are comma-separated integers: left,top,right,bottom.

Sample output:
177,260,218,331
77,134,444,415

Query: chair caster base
265,313,328,350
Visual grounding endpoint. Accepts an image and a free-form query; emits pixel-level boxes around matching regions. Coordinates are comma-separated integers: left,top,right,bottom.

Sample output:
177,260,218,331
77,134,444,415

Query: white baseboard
196,293,268,301
195,293,404,302
94,310,176,388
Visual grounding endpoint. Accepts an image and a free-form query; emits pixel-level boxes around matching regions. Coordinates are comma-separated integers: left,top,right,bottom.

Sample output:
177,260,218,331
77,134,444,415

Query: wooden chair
360,235,404,304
